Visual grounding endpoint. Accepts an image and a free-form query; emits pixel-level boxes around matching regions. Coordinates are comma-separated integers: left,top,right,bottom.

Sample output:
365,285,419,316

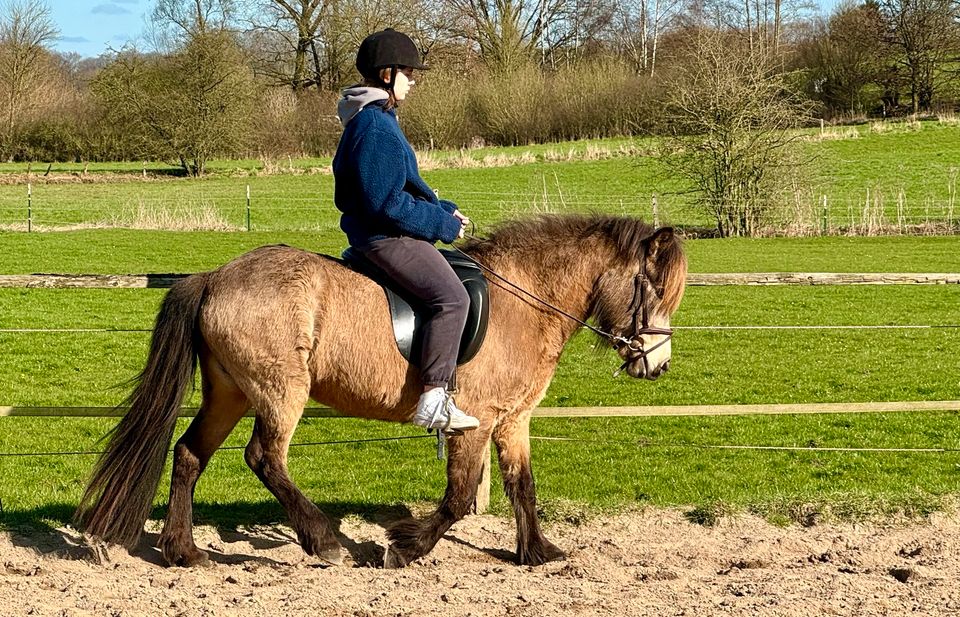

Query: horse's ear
648,227,675,261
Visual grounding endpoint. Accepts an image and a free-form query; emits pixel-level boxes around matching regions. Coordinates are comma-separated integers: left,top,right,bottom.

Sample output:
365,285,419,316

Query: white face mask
392,70,414,101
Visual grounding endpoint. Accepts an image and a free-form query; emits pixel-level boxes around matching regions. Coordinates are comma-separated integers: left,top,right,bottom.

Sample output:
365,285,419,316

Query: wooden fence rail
4,401,960,418
2,273,959,289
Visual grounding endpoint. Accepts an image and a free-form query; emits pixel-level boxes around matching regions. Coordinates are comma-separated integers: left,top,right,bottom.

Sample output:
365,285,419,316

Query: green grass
812,121,960,209
1,121,958,231
2,230,959,274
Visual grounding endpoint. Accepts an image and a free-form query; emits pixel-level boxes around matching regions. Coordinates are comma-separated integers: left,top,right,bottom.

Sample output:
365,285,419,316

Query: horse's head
594,226,687,380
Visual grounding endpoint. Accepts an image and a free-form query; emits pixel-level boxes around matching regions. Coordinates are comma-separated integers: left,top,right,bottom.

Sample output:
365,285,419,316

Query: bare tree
0,0,58,161
150,0,238,49
687,0,815,54
94,32,256,175
244,0,327,90
662,28,810,237
244,0,447,91
441,0,611,71
611,0,681,75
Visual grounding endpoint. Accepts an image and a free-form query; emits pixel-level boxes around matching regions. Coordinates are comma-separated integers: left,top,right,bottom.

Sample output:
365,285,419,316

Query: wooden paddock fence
4,401,960,513
4,271,959,512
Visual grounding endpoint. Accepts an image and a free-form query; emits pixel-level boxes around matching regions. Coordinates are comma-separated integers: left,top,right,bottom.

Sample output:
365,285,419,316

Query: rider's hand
457,226,465,239
454,210,470,228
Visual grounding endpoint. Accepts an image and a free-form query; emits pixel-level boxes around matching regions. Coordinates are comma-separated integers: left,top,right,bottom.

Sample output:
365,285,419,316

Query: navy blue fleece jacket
332,92,460,249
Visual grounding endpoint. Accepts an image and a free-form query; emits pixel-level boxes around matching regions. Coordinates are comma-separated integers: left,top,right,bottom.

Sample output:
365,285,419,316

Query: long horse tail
74,272,210,548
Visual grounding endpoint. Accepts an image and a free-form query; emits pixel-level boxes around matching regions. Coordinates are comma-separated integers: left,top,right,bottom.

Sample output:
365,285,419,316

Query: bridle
453,239,673,377
611,245,674,378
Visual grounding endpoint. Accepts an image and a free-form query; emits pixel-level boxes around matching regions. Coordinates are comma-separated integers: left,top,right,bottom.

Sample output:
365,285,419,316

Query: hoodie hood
337,87,390,127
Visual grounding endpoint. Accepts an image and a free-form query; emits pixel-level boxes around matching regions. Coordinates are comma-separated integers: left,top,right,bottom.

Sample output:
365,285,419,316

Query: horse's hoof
383,546,406,569
170,549,210,568
544,540,567,564
317,546,344,567
518,542,566,566
299,530,343,565
545,549,567,564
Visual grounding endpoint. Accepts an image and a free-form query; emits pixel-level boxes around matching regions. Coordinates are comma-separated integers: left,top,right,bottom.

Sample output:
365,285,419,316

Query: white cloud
91,4,132,15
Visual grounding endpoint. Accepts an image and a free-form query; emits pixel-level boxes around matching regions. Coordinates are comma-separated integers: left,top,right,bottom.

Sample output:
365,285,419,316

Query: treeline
1,0,959,173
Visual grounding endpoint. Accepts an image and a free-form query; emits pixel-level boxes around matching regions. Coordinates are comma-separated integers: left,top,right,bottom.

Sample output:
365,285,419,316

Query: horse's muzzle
622,357,665,380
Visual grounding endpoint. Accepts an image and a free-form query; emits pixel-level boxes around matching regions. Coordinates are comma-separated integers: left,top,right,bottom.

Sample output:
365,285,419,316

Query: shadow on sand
0,500,423,569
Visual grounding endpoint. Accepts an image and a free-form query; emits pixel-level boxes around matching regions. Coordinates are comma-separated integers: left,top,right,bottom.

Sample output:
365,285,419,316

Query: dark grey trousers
361,236,469,388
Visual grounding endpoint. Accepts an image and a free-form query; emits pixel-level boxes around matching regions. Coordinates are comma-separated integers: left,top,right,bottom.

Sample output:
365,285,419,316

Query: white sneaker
413,388,480,432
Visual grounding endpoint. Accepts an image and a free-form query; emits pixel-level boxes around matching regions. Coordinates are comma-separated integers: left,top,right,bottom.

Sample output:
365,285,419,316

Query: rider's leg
360,237,477,430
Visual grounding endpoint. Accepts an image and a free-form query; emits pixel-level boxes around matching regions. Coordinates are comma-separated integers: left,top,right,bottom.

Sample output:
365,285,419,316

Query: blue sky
47,0,843,58
48,0,147,58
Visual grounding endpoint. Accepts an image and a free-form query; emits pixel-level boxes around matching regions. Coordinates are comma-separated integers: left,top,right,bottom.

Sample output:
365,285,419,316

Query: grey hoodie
337,86,390,127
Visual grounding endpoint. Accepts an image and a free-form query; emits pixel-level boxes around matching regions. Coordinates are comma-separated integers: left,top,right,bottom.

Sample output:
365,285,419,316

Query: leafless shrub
468,63,549,146
660,29,811,237
400,68,473,150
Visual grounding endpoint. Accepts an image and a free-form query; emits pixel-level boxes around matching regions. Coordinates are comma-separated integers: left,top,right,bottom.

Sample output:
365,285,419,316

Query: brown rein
452,238,673,373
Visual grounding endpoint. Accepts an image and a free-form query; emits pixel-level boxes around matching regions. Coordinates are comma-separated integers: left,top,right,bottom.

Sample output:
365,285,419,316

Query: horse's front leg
492,413,565,566
384,419,494,568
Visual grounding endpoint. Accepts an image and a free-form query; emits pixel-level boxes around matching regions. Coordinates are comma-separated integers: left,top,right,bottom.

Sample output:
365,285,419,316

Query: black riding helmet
356,28,428,84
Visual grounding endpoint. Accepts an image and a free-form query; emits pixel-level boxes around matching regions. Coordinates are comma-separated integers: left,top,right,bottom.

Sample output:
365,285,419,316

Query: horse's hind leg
492,414,565,566
159,355,249,566
244,387,343,565
385,420,494,568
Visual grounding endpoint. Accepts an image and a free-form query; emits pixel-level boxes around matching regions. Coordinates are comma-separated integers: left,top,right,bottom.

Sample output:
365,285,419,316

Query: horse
74,213,687,568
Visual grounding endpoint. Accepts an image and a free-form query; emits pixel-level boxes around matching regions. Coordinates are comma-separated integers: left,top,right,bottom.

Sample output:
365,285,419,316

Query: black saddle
341,247,489,366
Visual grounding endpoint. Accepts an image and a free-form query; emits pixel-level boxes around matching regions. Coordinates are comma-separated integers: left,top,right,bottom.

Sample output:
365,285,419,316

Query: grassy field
2,230,960,274
1,126,959,533
0,121,958,232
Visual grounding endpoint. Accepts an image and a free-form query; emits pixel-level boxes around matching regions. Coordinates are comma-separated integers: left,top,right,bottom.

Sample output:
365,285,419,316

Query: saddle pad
341,247,489,366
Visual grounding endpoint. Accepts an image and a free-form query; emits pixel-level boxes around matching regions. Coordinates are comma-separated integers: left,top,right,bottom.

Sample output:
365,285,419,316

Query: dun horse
75,214,687,568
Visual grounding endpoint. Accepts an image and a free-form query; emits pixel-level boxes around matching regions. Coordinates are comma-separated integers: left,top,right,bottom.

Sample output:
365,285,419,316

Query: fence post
27,183,32,233
246,185,251,232
897,189,905,234
652,194,659,228
820,195,827,236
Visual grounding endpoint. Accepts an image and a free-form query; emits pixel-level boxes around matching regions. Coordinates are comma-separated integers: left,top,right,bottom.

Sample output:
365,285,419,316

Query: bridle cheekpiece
611,245,674,377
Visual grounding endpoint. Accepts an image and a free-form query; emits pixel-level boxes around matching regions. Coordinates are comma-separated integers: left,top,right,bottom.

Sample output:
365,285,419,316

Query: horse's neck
483,236,612,340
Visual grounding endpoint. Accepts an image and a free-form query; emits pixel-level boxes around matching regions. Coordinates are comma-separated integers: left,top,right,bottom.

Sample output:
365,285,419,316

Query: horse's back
200,244,377,335
197,244,415,418
210,244,331,288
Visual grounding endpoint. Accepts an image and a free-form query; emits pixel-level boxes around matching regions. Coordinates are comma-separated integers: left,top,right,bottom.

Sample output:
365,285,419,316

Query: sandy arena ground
2,509,959,616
